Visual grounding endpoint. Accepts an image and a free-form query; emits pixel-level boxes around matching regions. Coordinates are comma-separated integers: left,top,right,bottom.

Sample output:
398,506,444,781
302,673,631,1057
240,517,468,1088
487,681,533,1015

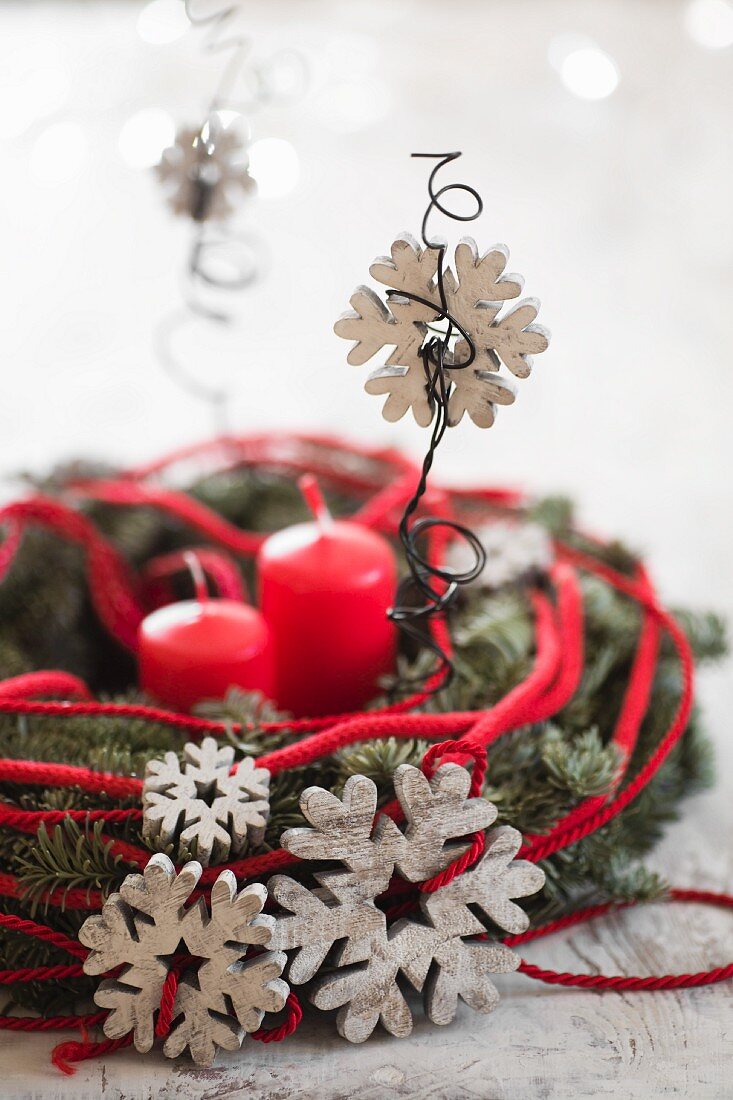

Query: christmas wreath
0,433,730,1072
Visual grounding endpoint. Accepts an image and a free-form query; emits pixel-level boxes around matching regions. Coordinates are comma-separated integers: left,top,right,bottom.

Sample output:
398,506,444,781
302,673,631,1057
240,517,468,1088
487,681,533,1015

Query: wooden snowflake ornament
157,118,255,223
334,233,550,429
268,761,545,1042
78,854,288,1066
142,737,270,867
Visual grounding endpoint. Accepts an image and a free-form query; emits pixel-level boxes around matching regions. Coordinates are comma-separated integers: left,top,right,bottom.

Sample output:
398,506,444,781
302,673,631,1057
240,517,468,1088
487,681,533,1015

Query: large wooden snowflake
334,235,550,429
268,762,545,1042
79,854,288,1066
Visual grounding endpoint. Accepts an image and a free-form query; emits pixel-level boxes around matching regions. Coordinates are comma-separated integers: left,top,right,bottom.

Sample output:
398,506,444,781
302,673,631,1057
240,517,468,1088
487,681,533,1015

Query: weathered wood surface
335,234,547,430
3,787,730,1097
338,231,539,430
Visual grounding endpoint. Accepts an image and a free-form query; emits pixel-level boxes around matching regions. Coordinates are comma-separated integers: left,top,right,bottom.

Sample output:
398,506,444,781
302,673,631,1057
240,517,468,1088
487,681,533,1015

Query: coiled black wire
388,153,488,692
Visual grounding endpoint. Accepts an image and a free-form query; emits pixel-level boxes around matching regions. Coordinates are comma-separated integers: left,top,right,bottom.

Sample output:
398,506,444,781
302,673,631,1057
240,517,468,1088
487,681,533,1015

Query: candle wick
298,474,333,535
183,551,209,604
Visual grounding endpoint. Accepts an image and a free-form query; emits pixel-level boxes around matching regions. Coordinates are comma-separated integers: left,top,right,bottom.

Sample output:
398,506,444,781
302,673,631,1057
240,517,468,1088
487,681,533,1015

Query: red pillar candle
257,476,398,717
138,553,274,713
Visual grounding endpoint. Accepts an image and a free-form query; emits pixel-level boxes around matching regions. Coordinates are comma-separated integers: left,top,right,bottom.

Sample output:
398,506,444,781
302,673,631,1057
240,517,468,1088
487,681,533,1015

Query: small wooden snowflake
142,737,270,866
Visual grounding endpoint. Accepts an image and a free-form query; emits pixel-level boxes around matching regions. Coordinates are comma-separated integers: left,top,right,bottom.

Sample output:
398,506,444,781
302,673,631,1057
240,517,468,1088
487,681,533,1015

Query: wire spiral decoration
155,0,308,431
389,152,488,692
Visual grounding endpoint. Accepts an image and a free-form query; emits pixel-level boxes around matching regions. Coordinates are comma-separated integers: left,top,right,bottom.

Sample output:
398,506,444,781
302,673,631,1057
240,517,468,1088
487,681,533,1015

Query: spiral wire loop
389,153,488,692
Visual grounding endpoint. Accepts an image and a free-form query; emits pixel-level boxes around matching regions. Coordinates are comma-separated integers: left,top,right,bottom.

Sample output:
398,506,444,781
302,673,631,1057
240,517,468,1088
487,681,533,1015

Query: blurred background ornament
157,114,255,223
153,0,308,432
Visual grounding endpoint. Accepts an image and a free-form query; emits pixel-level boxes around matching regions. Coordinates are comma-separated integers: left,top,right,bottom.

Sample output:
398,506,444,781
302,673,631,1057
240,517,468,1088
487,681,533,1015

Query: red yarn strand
52,1035,133,1075
0,913,88,959
506,889,733,991
251,992,303,1043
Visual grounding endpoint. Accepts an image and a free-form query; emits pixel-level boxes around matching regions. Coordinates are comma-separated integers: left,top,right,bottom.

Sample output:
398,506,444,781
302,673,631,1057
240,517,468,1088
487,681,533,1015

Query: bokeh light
119,107,175,169
554,42,620,100
248,137,300,198
136,0,190,45
685,0,733,48
30,121,88,185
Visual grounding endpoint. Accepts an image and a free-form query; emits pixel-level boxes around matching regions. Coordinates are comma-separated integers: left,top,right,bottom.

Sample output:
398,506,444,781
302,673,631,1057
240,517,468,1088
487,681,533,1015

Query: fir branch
195,688,298,753
541,727,619,799
669,608,727,665
13,820,128,914
334,738,429,799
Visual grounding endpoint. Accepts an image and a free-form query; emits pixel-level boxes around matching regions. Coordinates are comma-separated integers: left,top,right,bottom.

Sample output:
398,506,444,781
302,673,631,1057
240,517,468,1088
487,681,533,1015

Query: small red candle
138,553,274,712
257,476,397,717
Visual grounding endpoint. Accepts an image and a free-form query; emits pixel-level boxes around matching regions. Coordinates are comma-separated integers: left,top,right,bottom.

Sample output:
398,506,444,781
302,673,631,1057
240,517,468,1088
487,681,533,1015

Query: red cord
521,563,695,863
0,913,88,960
0,962,86,984
0,759,141,799
0,498,144,651
142,546,246,605
154,966,181,1039
421,740,488,795
417,740,489,893
251,992,303,1043
0,870,104,912
0,672,93,702
505,889,733,991
52,1035,133,1075
0,805,141,830
0,1011,107,1034
45,967,302,1074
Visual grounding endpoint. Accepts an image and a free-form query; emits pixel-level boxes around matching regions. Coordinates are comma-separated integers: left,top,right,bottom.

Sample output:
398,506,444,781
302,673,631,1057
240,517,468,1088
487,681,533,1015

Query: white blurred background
0,0,731,629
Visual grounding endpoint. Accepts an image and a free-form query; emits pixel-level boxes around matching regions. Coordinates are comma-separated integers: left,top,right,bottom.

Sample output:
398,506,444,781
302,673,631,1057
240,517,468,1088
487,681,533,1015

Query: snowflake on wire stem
334,233,550,429
333,153,552,692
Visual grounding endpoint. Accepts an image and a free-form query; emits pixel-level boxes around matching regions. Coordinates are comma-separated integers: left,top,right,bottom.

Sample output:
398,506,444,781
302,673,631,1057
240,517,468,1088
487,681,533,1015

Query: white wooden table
1,0,732,1094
